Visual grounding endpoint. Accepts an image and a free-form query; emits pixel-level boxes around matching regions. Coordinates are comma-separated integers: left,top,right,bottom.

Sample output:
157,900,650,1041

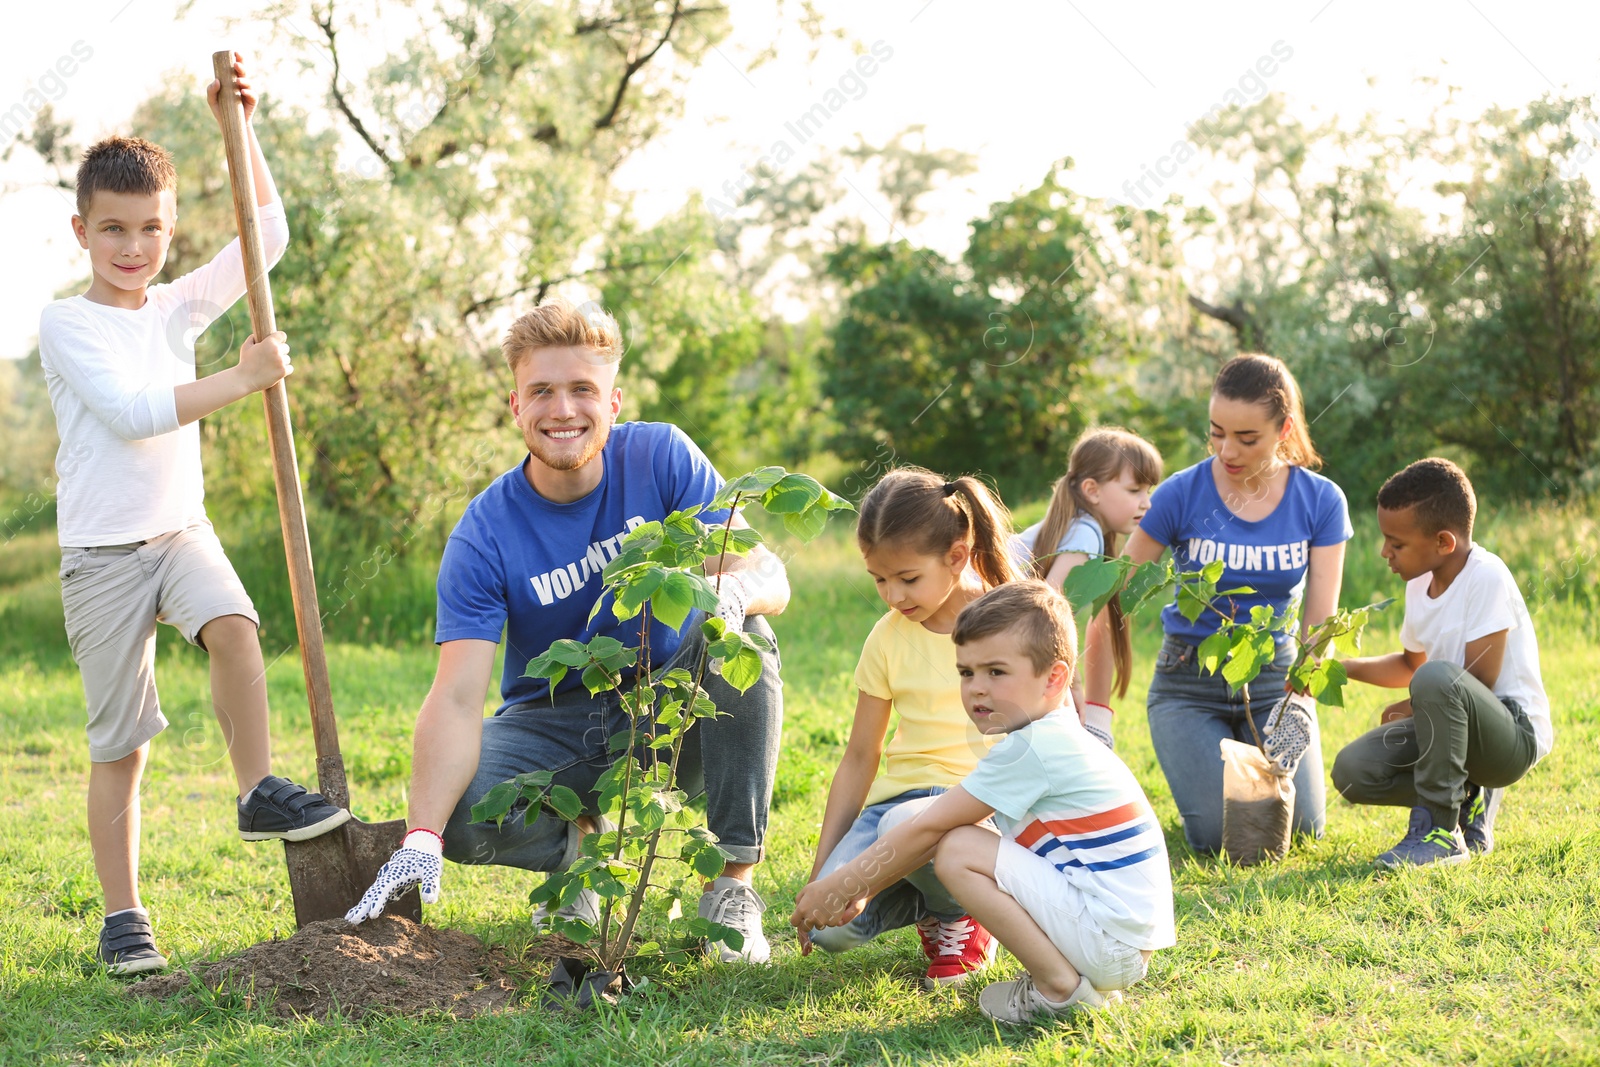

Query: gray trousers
442,612,782,870
1331,660,1537,827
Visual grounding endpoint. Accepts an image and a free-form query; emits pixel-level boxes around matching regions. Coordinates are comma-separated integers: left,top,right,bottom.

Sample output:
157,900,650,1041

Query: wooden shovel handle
212,51,349,810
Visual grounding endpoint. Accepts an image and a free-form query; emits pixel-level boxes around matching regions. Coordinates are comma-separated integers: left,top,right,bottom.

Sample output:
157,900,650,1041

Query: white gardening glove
1082,702,1115,751
345,829,443,924
1262,692,1316,778
712,571,750,634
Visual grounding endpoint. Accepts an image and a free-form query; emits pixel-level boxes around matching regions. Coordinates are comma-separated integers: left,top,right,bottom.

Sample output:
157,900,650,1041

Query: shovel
212,50,419,927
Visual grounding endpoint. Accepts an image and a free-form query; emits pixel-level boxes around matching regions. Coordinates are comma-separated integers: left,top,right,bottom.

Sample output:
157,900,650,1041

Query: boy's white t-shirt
38,201,290,547
1400,544,1553,760
962,708,1176,951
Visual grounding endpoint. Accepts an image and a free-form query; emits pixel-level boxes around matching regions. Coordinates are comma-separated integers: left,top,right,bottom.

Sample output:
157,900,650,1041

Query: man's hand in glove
345,828,443,924
711,571,750,635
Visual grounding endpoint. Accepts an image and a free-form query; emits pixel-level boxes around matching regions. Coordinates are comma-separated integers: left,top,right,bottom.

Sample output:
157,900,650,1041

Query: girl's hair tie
942,481,959,497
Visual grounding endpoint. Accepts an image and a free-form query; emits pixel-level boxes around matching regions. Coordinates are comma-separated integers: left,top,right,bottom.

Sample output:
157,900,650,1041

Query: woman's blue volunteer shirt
1138,459,1352,646
435,421,726,712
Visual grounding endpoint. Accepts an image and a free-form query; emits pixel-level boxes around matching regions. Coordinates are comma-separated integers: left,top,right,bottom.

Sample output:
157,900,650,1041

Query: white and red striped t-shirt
962,708,1176,950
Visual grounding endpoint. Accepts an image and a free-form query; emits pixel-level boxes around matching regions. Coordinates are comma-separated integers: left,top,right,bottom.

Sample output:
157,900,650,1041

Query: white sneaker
531,885,602,930
532,816,612,930
978,974,1120,1024
697,876,771,963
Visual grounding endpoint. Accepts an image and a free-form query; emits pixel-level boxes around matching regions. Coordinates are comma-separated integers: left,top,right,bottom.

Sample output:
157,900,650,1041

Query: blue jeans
442,613,782,870
808,789,966,952
1145,634,1326,855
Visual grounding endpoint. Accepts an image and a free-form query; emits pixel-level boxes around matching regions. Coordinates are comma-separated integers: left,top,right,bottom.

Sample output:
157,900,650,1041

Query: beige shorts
994,838,1151,991
60,522,258,763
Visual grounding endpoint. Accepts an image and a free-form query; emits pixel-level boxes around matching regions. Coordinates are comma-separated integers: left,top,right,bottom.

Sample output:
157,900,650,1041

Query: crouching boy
792,580,1175,1024
1333,458,1552,867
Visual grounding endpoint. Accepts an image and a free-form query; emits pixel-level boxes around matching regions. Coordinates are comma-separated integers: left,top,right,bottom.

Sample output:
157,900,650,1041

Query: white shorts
60,522,258,762
994,838,1150,991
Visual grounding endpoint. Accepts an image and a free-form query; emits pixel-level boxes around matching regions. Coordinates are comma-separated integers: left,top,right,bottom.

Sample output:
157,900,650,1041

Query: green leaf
1197,630,1232,677
581,662,619,694
469,780,519,825
1122,560,1176,616
1063,557,1126,619
612,567,666,622
711,467,788,509
781,505,830,541
689,843,728,880
1314,658,1349,706
546,785,584,821
1176,582,1211,624
762,474,824,514
651,571,721,630
1201,559,1226,584
717,646,764,693
547,639,593,668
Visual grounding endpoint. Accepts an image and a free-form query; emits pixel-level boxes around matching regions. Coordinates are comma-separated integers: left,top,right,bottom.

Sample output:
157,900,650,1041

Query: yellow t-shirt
855,609,997,807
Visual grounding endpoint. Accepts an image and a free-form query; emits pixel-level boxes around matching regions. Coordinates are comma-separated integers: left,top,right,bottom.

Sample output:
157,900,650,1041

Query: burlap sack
1220,738,1295,865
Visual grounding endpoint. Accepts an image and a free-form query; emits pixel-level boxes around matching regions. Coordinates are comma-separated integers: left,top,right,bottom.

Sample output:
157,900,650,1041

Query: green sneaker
1458,784,1502,854
1375,807,1469,868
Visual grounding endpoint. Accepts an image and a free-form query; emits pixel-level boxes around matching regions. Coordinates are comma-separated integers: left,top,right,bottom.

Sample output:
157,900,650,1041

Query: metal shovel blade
284,816,420,925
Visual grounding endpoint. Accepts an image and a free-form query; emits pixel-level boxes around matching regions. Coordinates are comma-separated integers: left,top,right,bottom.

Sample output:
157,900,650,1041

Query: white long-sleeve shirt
39,200,289,547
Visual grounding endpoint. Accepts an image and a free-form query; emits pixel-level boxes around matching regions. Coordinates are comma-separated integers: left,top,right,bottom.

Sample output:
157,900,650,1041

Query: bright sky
3,0,1596,361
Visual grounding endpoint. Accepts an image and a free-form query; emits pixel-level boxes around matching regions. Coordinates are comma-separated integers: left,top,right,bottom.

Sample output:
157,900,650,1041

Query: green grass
2,508,1599,1065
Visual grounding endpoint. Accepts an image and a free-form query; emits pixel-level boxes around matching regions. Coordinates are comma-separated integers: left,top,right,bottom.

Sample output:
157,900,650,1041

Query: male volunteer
347,298,787,962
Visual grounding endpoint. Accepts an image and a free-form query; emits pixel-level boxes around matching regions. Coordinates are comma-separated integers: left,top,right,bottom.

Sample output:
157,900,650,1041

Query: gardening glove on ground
712,572,750,635
345,829,443,924
1082,702,1115,750
1263,693,1316,777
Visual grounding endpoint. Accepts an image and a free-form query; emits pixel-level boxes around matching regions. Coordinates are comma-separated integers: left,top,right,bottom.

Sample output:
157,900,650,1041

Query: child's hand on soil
346,833,443,924
790,878,866,935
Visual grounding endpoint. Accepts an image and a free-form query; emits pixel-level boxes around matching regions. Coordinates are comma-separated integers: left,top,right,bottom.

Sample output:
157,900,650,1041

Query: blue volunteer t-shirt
435,421,725,711
1138,459,1352,646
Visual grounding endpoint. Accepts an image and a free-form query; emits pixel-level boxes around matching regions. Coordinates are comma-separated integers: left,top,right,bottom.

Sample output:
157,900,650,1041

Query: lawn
2,506,1598,1066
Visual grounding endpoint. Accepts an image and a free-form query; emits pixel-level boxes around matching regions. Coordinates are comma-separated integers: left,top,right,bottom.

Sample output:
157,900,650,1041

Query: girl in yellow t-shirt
801,467,1022,989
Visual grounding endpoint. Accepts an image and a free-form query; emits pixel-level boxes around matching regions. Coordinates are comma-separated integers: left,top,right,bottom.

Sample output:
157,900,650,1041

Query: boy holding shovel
38,55,347,975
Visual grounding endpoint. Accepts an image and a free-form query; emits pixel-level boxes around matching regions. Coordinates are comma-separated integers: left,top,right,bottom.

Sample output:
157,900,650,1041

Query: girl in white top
1014,427,1164,749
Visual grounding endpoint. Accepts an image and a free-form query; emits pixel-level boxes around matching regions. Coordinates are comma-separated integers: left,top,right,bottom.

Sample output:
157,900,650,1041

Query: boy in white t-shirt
792,580,1175,1025
38,56,347,975
1333,458,1551,867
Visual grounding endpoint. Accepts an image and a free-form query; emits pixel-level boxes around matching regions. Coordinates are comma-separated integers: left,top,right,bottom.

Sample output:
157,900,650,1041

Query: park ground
2,502,1598,1066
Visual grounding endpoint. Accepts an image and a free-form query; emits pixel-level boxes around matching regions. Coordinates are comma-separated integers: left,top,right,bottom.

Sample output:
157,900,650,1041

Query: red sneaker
916,914,998,989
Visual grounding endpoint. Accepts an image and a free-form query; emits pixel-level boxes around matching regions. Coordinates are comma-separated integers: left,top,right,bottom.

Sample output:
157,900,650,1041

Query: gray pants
1331,660,1537,827
443,612,782,870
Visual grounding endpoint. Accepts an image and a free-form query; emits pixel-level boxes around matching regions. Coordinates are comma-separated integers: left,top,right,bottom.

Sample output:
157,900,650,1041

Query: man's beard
524,419,612,472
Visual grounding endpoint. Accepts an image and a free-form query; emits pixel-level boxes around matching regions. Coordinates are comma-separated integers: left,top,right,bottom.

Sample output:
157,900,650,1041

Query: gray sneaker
1375,806,1470,868
98,909,167,976
978,974,1119,1024
1459,784,1503,854
697,876,770,963
531,886,602,930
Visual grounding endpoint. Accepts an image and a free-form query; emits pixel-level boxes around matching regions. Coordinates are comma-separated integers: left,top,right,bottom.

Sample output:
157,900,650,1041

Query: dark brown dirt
126,916,528,1020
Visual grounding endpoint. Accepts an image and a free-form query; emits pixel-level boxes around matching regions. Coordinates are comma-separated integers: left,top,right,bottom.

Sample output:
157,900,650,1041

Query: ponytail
948,475,1023,590
858,468,1021,591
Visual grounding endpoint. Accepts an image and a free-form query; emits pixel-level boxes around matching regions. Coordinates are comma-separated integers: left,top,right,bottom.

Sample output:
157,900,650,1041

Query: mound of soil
128,916,525,1020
